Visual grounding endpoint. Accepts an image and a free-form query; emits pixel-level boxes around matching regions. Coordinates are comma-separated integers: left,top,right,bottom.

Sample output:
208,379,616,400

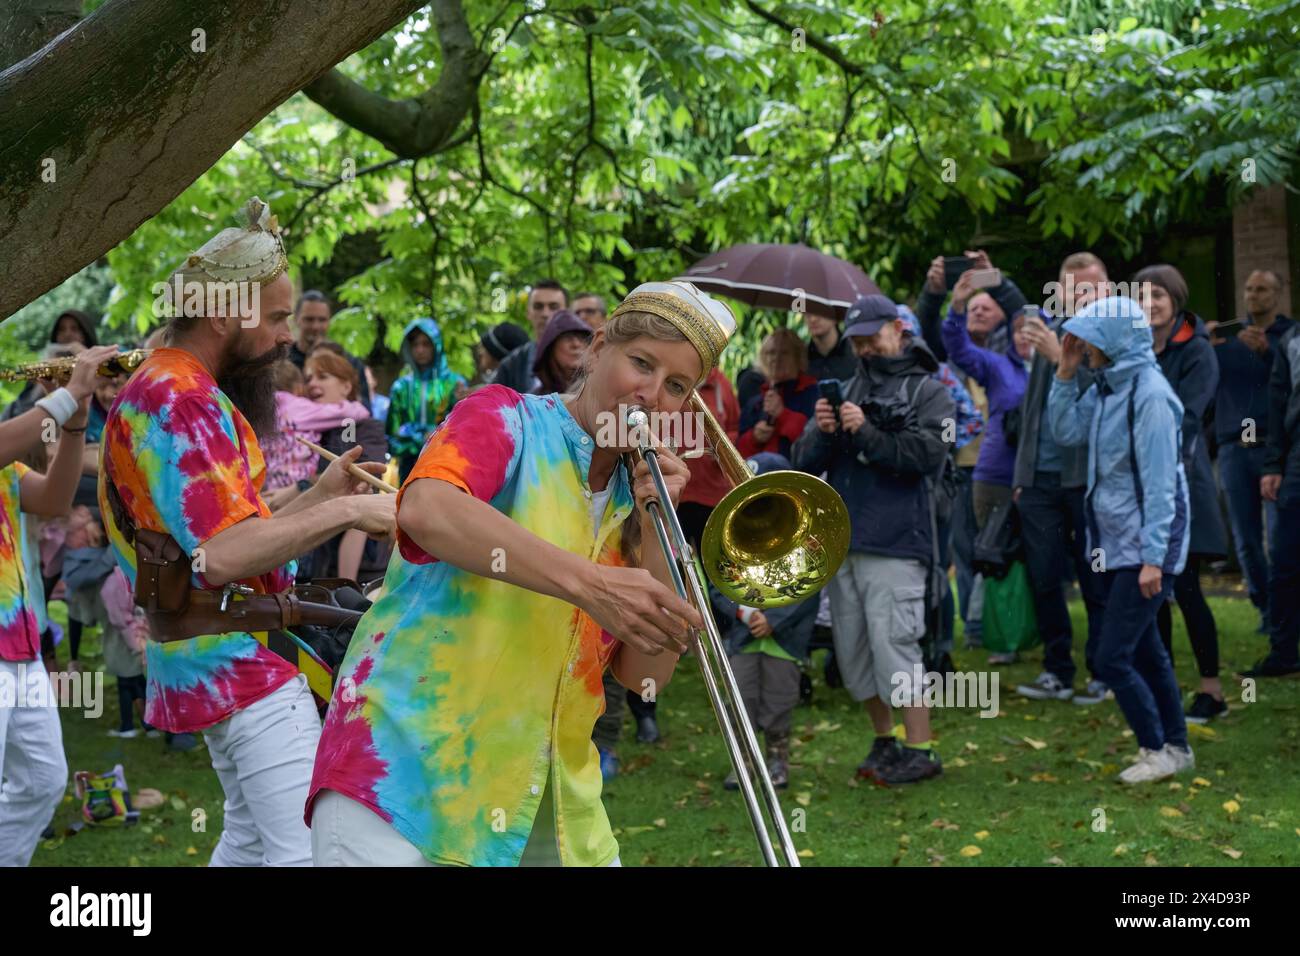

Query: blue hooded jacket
1047,296,1189,575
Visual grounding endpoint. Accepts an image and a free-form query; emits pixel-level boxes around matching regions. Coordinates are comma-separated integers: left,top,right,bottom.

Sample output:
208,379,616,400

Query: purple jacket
941,307,1029,487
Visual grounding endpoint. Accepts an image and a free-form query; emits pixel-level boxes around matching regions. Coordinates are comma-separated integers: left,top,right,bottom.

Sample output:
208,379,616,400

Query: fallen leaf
797,848,815,858
991,754,1008,763
185,847,198,856
1022,736,1047,750
1223,800,1241,815
964,741,979,752
653,818,667,828
1045,856,1065,866
795,792,812,807
1220,846,1243,860
1158,806,1183,818
1186,723,1217,738
950,756,969,768
959,845,982,857
1113,844,1130,857
1193,777,1212,788
898,834,911,845
1030,772,1059,783
974,830,990,840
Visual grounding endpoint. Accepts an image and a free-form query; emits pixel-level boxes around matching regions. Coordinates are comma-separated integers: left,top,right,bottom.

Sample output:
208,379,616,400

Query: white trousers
204,674,320,867
0,659,68,867
311,788,622,867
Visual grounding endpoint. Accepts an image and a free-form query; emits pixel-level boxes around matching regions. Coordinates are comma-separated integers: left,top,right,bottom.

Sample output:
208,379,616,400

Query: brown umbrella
674,243,881,320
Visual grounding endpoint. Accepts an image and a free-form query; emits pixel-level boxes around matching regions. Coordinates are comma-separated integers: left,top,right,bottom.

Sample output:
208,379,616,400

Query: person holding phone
737,329,819,458
1207,269,1294,637
792,295,955,786
1013,252,1112,705
1048,295,1193,785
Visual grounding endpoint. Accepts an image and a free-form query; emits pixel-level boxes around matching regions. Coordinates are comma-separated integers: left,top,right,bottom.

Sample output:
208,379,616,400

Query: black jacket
490,341,538,394
1156,312,1226,557
791,338,954,563
807,334,857,383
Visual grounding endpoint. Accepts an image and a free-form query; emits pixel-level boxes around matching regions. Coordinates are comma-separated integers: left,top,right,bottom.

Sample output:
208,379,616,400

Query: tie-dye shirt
98,348,298,733
309,385,635,867
0,461,39,662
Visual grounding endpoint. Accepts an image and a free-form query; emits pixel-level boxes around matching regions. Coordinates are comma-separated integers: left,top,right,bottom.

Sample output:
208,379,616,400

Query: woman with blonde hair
308,281,737,866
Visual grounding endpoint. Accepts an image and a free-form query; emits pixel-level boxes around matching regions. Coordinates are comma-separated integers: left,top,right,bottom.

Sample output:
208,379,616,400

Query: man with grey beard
98,199,395,866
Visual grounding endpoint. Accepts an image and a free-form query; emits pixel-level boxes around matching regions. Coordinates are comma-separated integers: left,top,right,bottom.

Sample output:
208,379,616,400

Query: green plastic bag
981,561,1041,654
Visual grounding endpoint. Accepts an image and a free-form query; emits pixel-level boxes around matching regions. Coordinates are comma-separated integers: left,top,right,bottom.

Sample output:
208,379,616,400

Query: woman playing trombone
307,282,736,866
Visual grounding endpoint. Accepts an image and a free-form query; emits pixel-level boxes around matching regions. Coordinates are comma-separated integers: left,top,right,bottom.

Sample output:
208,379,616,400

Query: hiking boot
766,734,790,789
856,737,903,780
1073,679,1113,705
1238,655,1300,679
1185,693,1227,724
1118,746,1179,784
1016,671,1074,701
875,746,943,785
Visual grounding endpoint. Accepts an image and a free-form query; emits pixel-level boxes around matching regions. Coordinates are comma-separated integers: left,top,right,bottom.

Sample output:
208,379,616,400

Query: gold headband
609,283,734,382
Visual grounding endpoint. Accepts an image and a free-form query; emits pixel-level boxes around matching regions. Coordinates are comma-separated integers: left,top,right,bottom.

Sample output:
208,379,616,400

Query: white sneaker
1162,743,1194,773
1016,672,1074,701
1073,679,1113,705
107,729,139,739
1118,746,1179,784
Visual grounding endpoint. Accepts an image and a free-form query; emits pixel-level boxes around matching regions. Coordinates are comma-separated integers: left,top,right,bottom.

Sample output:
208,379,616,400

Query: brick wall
1233,183,1294,318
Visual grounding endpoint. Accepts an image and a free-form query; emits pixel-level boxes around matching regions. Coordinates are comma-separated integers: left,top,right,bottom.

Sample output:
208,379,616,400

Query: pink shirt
263,393,371,491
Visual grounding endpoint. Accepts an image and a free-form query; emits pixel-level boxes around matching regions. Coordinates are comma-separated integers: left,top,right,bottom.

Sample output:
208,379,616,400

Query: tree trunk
0,0,83,70
0,0,425,319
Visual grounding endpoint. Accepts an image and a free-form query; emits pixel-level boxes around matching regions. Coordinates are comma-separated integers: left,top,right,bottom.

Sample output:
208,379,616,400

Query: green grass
34,594,1300,867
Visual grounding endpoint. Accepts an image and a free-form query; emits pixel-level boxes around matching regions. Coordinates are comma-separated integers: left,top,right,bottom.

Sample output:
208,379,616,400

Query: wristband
34,387,78,427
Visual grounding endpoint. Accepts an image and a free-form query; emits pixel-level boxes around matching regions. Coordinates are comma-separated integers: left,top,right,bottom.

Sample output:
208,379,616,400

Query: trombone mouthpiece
626,406,649,430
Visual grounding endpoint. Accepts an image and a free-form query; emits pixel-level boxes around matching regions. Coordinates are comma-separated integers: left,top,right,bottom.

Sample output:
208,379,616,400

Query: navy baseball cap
843,294,900,338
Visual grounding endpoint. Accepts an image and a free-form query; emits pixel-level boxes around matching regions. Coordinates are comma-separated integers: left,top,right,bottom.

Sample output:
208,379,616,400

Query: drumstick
295,437,398,494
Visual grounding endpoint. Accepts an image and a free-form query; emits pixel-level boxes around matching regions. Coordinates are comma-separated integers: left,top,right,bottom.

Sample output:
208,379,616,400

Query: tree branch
303,0,489,158
0,0,427,319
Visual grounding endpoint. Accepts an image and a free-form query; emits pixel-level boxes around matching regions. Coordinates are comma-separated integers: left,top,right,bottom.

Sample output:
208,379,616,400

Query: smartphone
818,379,844,419
943,256,974,290
1214,317,1246,338
968,268,1001,291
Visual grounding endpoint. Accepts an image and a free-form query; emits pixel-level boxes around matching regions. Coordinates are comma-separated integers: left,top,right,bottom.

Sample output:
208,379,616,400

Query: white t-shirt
590,487,613,540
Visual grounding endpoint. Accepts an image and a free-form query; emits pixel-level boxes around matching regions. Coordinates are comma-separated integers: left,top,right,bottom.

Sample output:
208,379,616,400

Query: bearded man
98,199,395,866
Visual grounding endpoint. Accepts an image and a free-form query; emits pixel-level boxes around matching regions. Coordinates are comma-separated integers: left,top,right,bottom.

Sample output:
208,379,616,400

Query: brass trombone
625,395,849,867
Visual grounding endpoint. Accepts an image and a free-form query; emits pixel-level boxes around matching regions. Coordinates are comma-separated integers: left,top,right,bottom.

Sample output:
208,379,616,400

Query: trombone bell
687,393,849,608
